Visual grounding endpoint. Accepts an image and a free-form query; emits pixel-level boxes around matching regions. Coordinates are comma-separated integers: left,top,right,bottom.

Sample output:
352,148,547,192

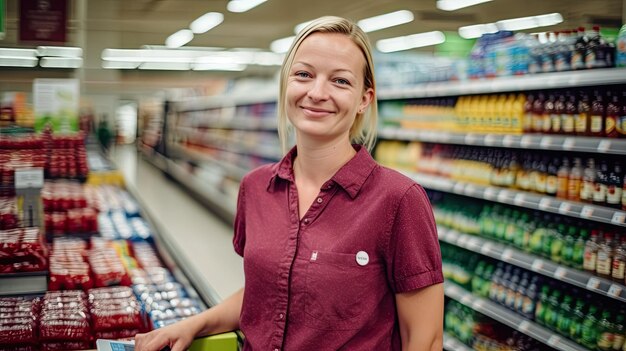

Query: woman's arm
135,287,244,351
395,283,444,351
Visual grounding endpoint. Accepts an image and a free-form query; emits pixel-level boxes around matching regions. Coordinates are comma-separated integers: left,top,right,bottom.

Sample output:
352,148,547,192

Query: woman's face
286,32,373,144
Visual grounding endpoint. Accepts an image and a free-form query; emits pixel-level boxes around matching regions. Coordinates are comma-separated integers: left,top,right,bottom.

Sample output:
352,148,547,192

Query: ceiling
0,0,624,97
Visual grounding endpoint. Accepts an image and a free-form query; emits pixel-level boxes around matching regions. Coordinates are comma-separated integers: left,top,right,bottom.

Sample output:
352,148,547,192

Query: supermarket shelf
178,90,277,111
141,148,169,172
169,143,248,181
439,227,626,303
404,171,626,228
178,116,277,131
176,126,282,160
443,333,472,351
0,271,48,296
378,68,626,99
444,282,590,351
378,127,626,156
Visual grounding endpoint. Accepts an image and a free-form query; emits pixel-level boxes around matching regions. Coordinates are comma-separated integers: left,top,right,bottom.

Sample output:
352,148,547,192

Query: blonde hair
277,16,378,154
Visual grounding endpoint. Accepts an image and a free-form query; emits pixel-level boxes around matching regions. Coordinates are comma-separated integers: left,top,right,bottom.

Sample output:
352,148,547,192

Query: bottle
597,232,615,279
619,91,626,138
568,157,583,201
532,93,545,133
544,288,562,330
543,93,556,134
574,227,590,270
563,91,577,135
569,298,586,343
613,312,625,351
523,93,535,134
590,90,606,137
572,27,589,70
606,91,620,138
584,230,600,273
546,157,559,197
617,24,626,67
505,268,521,310
554,30,574,72
535,285,550,324
581,158,597,203
598,310,616,351
489,263,504,302
557,157,570,199
586,26,616,69
521,275,539,320
611,234,626,282
576,91,591,136
561,224,576,266
553,92,566,134
594,160,609,205
607,162,624,209
556,294,574,336
582,305,601,349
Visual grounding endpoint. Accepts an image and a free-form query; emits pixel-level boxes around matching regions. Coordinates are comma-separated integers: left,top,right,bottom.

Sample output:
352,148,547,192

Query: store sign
0,0,5,40
33,78,80,132
19,0,67,43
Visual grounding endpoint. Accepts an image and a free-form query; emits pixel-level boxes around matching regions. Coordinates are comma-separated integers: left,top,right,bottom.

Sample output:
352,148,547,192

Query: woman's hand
134,319,197,351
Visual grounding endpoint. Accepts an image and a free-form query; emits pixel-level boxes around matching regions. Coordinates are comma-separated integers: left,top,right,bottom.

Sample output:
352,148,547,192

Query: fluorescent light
227,0,267,13
270,36,295,53
357,10,414,33
193,62,247,71
437,0,492,11
102,61,140,69
190,12,224,34
139,62,190,70
376,31,446,53
36,46,82,57
294,20,314,34
0,48,37,58
0,57,38,67
39,57,83,68
458,23,498,39
165,29,194,48
497,13,563,31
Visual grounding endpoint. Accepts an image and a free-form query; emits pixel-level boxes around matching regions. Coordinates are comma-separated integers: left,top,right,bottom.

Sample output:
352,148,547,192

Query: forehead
293,32,366,74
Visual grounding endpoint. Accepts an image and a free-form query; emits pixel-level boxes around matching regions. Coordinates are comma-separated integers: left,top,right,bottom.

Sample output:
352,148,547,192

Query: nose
306,78,329,102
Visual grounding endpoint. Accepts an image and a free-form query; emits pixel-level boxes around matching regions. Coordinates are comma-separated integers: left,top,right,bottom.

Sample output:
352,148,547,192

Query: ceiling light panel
437,0,493,11
39,57,83,68
166,29,194,48
376,31,446,53
0,48,37,58
357,10,414,33
193,62,247,71
0,57,38,67
139,62,191,70
102,61,140,69
36,46,82,57
270,36,295,54
227,0,267,13
458,23,498,39
496,13,563,31
294,20,314,34
190,12,224,34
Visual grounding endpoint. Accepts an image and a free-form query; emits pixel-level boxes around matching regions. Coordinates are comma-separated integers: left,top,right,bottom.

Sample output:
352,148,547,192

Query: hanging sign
19,0,67,43
33,78,80,132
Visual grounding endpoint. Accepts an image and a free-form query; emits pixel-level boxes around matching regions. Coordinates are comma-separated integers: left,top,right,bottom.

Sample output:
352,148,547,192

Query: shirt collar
267,144,377,199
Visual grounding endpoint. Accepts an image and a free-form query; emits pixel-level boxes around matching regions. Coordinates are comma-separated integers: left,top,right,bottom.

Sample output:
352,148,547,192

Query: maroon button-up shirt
233,145,443,350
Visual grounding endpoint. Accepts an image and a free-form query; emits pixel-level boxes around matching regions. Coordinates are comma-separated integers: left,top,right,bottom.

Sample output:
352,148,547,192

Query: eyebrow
292,61,356,76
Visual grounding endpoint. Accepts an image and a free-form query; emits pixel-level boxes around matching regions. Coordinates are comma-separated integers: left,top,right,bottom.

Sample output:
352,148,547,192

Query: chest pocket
304,250,384,331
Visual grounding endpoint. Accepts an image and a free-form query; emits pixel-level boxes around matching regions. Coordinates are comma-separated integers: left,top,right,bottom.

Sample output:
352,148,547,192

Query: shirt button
316,197,323,203
279,313,284,319
303,218,309,224
274,348,279,351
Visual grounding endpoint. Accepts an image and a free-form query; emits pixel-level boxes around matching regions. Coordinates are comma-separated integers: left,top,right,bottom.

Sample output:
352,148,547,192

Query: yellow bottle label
562,114,575,133
575,114,588,132
591,115,603,132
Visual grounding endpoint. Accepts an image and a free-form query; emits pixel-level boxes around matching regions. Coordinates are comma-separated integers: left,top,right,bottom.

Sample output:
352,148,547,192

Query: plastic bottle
569,298,586,343
606,91,620,138
582,305,601,349
594,160,609,205
541,32,557,73
563,91,577,135
597,232,614,279
619,91,626,138
590,90,606,137
543,93,556,134
512,94,525,134
616,24,626,67
553,92,566,134
586,26,616,69
598,310,616,351
532,93,545,133
546,157,559,197
535,285,551,324
544,288,562,330
581,158,597,203
608,162,624,209
568,157,583,201
612,234,626,283
584,230,600,273
554,30,574,72
573,227,589,270
613,312,625,351
556,294,574,335
561,224,576,266
572,27,589,70
557,157,570,199
576,91,591,136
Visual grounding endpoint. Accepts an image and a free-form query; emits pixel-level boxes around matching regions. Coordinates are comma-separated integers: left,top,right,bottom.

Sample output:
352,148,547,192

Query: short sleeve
233,178,246,257
385,184,443,293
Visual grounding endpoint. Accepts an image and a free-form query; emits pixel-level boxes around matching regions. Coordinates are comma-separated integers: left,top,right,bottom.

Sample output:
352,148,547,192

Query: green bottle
569,299,586,343
550,224,566,263
480,263,495,298
582,305,601,349
504,210,520,243
472,261,486,295
556,294,574,335
561,225,577,266
573,227,590,270
535,285,551,325
513,212,530,249
530,226,547,256
598,310,616,351
495,207,511,241
542,216,557,259
613,312,625,351
544,289,562,330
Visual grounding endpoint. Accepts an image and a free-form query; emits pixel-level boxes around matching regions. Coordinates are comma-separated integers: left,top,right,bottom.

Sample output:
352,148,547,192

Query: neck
293,137,356,186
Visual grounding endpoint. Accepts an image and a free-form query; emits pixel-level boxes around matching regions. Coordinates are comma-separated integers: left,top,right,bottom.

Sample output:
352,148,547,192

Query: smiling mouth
301,106,334,114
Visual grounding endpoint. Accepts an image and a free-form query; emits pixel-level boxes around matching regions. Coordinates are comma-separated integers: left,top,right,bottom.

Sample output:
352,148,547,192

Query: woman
135,16,443,351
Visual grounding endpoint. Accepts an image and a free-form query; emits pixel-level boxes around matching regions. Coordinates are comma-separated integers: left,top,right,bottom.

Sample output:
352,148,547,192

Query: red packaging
89,287,143,332
41,341,92,351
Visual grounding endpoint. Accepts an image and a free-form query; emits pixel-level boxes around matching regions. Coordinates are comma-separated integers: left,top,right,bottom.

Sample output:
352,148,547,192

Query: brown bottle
612,234,626,282
543,94,556,134
581,158,597,203
523,94,535,134
533,93,546,133
605,91,620,138
557,157,570,199
584,230,600,272
618,91,626,138
593,160,609,205
562,91,577,135
568,157,583,201
596,232,614,279
553,93,566,134
576,91,591,136
607,162,623,209
590,90,605,137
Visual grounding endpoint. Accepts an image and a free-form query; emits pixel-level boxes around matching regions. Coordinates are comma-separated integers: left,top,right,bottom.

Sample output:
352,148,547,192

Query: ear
358,87,375,114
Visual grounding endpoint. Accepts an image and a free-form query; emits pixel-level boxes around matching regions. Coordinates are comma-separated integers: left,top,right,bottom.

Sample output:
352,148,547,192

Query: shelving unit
439,227,626,303
444,282,591,351
405,171,626,228
0,271,48,296
443,333,472,351
169,143,249,181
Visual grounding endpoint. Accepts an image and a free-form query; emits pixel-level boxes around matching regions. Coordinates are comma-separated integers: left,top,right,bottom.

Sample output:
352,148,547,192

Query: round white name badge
356,251,369,266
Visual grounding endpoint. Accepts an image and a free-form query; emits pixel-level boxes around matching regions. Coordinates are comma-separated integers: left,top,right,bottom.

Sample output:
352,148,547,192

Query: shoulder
240,162,279,189
370,165,427,201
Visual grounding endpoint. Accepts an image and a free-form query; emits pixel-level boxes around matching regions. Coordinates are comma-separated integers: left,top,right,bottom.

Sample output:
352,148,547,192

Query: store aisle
111,145,244,303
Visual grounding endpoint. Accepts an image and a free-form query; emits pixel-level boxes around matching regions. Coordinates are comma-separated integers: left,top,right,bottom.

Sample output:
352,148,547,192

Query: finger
143,335,168,351
170,341,189,351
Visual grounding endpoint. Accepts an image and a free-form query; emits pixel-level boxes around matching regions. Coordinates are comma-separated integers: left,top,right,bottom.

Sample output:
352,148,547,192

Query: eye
295,71,311,78
334,78,351,86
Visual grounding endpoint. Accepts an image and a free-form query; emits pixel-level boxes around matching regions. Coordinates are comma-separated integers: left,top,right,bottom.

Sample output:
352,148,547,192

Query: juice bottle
523,94,535,134
612,234,626,282
568,157,583,201
594,160,609,205
620,91,626,138
520,275,539,320
598,310,616,351
582,305,601,349
590,90,606,137
576,91,591,136
569,298,586,343
511,94,525,134
550,223,565,263
553,92,566,134
613,312,625,351
562,91,577,135
557,157,570,199
561,224,576,266
542,93,555,134
546,157,559,197
596,232,614,279
544,288,562,330
556,294,574,335
581,158,597,203
535,285,550,324
617,24,626,67
584,230,600,273
574,227,589,270
505,268,520,309
532,93,545,133
572,27,589,70
606,91,620,138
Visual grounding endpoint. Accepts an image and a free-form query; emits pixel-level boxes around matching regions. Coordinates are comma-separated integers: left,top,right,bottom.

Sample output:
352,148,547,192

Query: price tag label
520,135,533,147
14,168,44,189
608,284,623,298
465,134,478,144
472,299,484,310
539,198,551,210
563,137,575,150
547,335,561,346
540,136,552,148
502,134,514,147
467,237,481,251
465,184,477,195
611,212,626,225
518,320,531,332
461,295,472,305
558,202,571,214
581,206,594,219
531,259,544,272
484,188,498,200
498,190,510,203
484,134,497,145
598,139,611,153
501,249,514,261
481,242,493,255
514,193,526,206
457,235,469,247
453,182,465,194
587,277,601,290
554,267,567,279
